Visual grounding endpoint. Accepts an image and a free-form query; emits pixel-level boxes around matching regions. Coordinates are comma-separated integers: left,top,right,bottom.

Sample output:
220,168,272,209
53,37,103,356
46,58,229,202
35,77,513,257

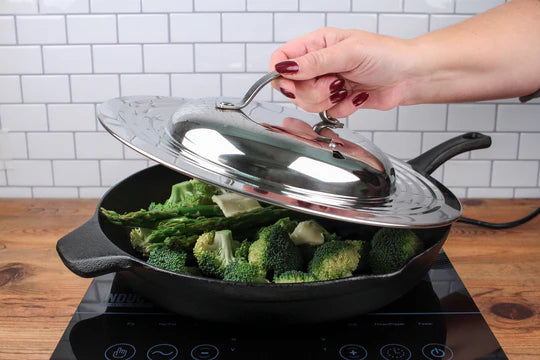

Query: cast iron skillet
57,132,491,323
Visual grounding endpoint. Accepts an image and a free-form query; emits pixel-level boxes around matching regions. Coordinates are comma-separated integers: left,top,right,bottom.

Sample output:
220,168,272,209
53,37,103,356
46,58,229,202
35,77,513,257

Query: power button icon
422,343,454,360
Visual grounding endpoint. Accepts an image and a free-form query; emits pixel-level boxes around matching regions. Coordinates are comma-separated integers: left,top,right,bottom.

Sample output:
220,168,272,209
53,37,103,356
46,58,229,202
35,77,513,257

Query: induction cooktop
50,252,507,360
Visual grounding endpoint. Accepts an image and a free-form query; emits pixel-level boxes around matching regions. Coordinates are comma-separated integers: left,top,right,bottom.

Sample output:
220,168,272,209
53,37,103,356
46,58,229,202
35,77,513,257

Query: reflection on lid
289,157,360,183
181,128,245,163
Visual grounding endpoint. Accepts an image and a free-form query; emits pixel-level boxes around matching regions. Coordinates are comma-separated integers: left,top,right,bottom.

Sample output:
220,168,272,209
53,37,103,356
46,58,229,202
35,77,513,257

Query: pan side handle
57,214,140,278
408,132,491,176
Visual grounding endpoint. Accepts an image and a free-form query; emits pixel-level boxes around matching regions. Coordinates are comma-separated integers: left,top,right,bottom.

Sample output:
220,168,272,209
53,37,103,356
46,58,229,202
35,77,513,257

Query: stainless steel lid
98,73,461,228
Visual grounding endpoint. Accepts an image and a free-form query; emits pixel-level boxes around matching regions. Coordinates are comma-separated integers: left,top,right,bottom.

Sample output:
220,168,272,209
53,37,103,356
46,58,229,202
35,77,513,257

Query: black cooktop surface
51,252,507,360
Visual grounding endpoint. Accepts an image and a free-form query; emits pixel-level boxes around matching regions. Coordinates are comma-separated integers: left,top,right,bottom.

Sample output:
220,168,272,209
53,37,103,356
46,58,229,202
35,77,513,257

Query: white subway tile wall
0,0,538,199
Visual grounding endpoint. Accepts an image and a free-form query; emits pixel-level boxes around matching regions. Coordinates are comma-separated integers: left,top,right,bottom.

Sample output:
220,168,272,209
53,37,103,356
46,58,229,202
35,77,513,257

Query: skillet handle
408,132,491,176
56,214,140,278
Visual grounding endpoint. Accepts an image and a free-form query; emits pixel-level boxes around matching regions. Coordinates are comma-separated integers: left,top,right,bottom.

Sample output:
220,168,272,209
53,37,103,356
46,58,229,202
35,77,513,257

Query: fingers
327,91,371,118
278,75,350,112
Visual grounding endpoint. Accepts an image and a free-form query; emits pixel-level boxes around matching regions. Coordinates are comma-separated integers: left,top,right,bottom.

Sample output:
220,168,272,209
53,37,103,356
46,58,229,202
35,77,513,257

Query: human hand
269,27,415,117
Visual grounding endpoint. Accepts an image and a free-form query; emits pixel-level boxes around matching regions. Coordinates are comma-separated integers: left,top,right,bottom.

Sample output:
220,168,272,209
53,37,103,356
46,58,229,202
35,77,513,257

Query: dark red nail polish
329,78,345,93
352,92,369,106
330,89,348,104
275,60,299,74
280,87,295,99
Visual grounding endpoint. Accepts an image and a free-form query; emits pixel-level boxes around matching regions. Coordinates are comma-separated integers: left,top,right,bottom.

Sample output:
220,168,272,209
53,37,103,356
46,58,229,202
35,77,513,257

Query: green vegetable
146,246,199,275
150,179,222,210
308,241,359,281
234,239,251,261
274,270,317,283
100,205,223,228
222,260,267,283
211,192,262,217
147,206,300,244
248,218,303,276
368,228,424,274
193,230,239,278
130,227,154,253
289,220,326,246
345,239,370,273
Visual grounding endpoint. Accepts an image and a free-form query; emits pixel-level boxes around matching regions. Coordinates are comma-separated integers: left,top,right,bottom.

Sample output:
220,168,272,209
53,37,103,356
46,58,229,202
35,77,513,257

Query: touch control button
380,344,411,360
147,344,179,360
191,344,219,360
422,343,454,360
339,344,368,360
104,343,136,360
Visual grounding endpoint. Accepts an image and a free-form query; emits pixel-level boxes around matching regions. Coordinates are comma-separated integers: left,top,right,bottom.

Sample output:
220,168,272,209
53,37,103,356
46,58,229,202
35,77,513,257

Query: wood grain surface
0,198,538,360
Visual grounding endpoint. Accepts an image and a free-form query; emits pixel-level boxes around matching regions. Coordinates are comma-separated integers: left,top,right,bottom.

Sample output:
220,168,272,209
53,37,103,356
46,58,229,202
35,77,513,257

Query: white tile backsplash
447,104,496,131
118,15,168,43
223,13,273,42
67,15,117,44
519,133,540,160
0,16,16,44
90,0,140,13
53,160,100,186
0,46,42,74
0,104,47,131
71,75,119,102
404,0,453,13
195,44,244,72
171,74,221,98
43,45,92,73
142,0,192,12
0,1,538,198
75,132,123,159
195,0,245,12
497,105,540,131
300,0,350,11
170,14,221,42
48,104,96,131
22,75,70,102
0,0,38,14
349,108,397,130
144,44,194,72
39,0,89,14
121,74,170,97
398,104,447,131
0,76,21,103
379,14,429,39
93,45,143,73
492,161,538,187
274,13,325,42
6,160,53,186
327,14,378,32
16,15,66,44
352,0,402,12
28,132,75,159
247,0,298,11
455,0,504,14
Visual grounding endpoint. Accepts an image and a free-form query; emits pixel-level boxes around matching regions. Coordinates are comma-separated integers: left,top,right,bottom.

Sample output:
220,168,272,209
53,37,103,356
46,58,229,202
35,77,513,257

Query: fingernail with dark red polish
353,92,369,106
280,87,295,99
329,79,345,93
275,60,299,74
330,89,348,104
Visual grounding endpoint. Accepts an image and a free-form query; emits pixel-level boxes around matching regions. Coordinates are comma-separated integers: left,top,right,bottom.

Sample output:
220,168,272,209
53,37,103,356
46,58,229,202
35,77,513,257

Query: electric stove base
51,252,507,360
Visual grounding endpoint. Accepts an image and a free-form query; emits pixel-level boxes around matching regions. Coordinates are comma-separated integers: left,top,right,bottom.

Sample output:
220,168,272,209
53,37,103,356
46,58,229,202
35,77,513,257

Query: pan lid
98,72,462,228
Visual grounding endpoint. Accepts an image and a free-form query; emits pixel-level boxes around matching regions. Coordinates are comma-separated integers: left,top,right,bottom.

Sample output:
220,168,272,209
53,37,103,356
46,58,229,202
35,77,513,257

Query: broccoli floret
368,228,424,274
274,270,318,284
193,230,239,278
248,219,303,276
234,239,251,261
222,260,268,283
345,239,370,273
324,232,342,242
146,246,199,275
149,179,222,210
308,241,359,281
130,227,154,253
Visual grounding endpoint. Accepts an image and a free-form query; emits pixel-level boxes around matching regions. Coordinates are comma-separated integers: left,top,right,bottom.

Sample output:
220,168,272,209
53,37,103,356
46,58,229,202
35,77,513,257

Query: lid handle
216,72,345,131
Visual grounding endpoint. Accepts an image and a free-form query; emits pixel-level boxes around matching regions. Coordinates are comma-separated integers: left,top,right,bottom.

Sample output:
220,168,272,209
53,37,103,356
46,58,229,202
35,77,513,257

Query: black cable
458,207,540,229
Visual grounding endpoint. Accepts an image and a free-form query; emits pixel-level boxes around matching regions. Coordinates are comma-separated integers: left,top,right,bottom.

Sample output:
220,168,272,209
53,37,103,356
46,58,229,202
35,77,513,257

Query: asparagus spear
100,205,223,228
147,206,303,244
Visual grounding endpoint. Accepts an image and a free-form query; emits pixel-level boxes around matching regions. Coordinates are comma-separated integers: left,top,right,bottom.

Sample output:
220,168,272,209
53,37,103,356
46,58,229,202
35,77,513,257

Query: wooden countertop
0,198,538,359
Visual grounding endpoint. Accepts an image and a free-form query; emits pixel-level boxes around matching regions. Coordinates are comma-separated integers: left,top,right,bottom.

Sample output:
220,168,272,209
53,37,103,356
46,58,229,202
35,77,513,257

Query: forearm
403,0,540,105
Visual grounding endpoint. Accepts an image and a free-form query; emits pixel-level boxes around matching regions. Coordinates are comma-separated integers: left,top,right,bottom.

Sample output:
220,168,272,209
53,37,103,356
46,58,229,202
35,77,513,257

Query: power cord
458,207,540,229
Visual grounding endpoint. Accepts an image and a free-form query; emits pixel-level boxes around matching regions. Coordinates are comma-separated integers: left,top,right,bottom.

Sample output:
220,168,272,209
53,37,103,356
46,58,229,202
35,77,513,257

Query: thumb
275,40,356,80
